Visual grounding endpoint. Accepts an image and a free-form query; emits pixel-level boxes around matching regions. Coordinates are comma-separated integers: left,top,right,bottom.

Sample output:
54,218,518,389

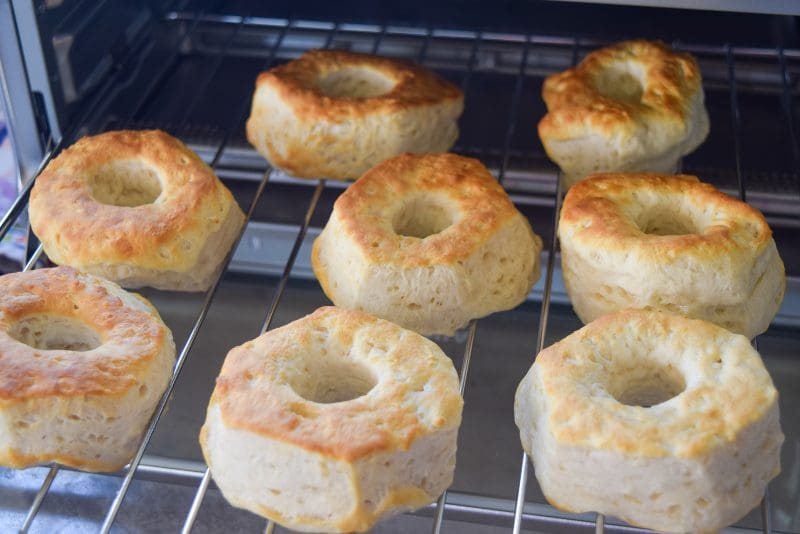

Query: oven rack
0,11,797,534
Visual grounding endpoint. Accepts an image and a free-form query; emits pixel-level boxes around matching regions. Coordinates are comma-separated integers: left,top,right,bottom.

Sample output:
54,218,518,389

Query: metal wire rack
1,10,798,534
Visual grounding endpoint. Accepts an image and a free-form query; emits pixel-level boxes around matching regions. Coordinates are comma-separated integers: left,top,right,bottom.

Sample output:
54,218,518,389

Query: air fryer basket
1,6,799,533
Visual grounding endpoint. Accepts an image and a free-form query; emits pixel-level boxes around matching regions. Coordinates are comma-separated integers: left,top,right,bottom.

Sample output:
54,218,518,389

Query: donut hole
392,195,455,238
88,160,162,207
608,363,686,407
9,314,102,352
287,358,377,404
317,67,396,98
637,209,698,236
593,62,645,103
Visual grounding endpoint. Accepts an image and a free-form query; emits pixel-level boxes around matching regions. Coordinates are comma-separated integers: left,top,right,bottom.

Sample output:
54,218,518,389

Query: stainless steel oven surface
0,1,799,532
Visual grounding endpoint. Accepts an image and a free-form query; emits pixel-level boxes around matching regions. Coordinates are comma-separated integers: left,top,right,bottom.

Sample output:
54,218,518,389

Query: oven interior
0,1,799,532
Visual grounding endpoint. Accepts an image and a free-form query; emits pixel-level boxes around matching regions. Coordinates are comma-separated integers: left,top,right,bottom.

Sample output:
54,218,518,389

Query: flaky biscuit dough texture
312,153,542,336
539,40,709,188
30,130,245,291
200,306,463,533
558,172,785,338
0,267,175,472
246,49,463,180
514,309,783,533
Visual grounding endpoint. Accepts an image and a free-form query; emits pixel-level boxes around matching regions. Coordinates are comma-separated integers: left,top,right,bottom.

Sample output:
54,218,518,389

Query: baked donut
538,40,709,189
246,49,464,180
0,267,175,472
200,306,462,533
559,172,785,338
29,130,245,291
514,309,783,533
311,153,542,336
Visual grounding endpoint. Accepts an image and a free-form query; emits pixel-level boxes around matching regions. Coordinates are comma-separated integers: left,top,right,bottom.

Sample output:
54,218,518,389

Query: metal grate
1,12,798,534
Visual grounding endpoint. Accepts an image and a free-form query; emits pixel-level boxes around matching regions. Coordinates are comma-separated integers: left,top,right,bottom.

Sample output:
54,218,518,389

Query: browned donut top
331,153,527,267
0,267,169,401
29,130,240,270
559,172,772,259
533,309,778,458
255,49,463,121
210,307,462,461
538,40,703,141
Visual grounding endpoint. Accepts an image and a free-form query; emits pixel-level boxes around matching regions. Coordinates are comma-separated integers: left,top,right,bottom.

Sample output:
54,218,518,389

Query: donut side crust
558,172,781,304
202,404,453,532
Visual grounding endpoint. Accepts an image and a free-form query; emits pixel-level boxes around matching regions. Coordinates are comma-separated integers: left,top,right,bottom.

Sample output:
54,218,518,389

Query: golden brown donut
0,267,175,472
29,130,245,291
200,306,463,532
558,172,785,337
246,49,464,180
312,153,542,336
538,40,709,188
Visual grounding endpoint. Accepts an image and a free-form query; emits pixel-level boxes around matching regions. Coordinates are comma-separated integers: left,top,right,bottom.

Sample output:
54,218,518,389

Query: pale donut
558,172,785,338
246,49,464,180
311,153,543,336
200,306,462,533
514,309,783,533
30,130,245,291
538,40,709,188
0,267,175,472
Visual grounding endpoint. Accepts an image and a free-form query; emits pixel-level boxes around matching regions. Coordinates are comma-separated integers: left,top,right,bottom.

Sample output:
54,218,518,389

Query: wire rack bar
21,244,43,273
727,45,746,202
10,242,47,534
180,469,211,533
258,182,325,337
430,320,478,534
182,178,325,534
370,24,388,54
97,17,297,534
511,175,563,534
161,12,799,55
512,37,579,534
778,47,800,170
97,166,272,534
761,485,773,534
0,159,44,242
727,44,774,534
416,25,432,64
428,28,492,532
182,20,342,532
174,16,247,133
596,512,606,534
120,11,207,129
18,464,59,534
323,22,340,49
460,33,482,94
498,35,530,185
